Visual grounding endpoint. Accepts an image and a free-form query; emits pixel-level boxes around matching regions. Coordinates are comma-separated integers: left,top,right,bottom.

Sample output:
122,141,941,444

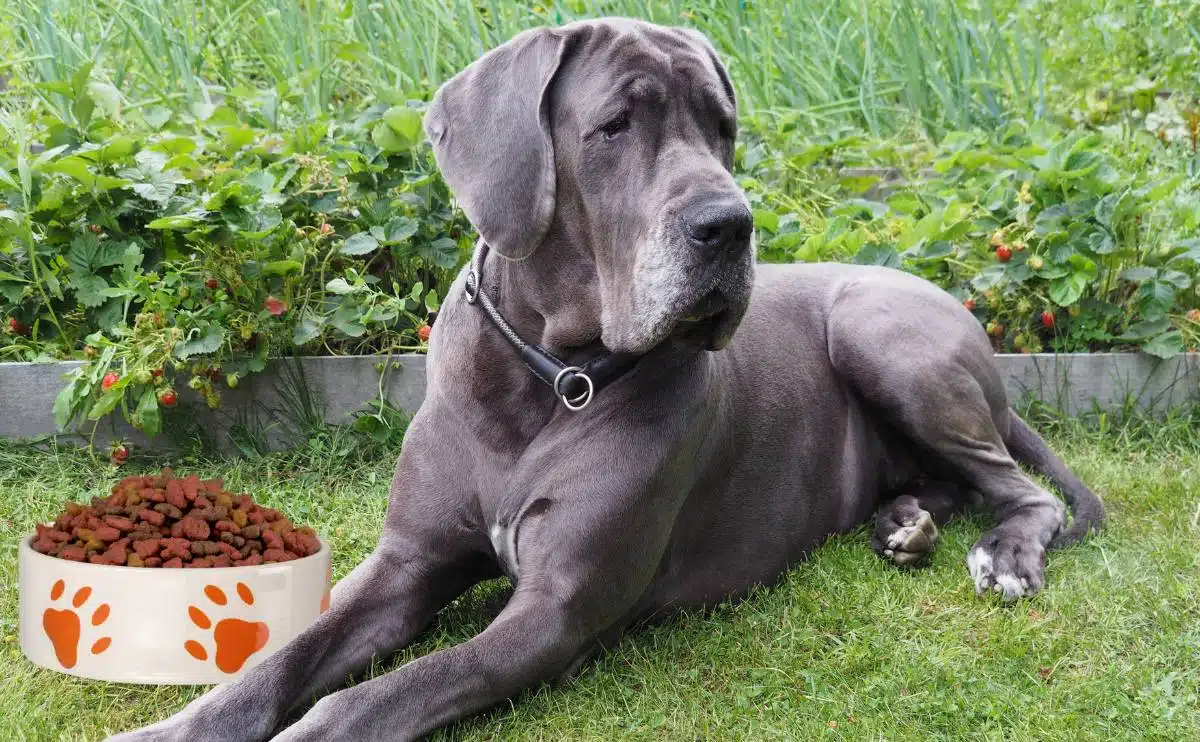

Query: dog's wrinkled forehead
561,21,736,122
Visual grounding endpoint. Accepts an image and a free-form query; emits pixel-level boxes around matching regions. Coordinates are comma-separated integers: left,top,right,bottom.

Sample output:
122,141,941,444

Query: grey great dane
112,17,1103,742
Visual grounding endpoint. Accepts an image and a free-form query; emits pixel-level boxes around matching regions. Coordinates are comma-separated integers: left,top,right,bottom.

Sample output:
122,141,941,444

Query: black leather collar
463,241,643,411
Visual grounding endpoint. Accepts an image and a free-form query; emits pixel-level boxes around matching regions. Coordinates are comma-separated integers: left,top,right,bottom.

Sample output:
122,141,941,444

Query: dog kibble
31,469,321,567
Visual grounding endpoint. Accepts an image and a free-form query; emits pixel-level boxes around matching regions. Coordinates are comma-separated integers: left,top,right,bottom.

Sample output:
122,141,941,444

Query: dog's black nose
682,199,753,255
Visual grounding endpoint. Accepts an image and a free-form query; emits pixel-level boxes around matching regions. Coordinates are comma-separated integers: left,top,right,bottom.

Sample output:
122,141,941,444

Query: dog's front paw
967,531,1046,600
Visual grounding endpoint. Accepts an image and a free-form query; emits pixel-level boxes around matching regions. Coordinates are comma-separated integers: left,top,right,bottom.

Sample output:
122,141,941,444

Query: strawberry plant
0,82,471,439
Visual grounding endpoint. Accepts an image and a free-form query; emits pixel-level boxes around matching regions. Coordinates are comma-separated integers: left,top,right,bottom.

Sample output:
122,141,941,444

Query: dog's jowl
110,18,1102,742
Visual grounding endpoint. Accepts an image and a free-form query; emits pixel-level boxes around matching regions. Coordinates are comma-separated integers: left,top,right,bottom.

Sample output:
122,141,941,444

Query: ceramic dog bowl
19,536,331,684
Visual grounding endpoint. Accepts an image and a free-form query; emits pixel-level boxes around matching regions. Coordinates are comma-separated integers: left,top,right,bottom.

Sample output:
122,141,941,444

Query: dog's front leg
272,448,680,741
271,582,600,742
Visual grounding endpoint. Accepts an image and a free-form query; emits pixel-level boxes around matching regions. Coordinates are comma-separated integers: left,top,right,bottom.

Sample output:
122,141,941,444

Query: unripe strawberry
319,223,334,237
1187,308,1200,322
110,445,129,465
1028,256,1044,270
986,321,1004,338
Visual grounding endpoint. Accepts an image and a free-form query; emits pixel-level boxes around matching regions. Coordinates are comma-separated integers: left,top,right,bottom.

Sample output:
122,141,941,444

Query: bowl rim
20,533,329,573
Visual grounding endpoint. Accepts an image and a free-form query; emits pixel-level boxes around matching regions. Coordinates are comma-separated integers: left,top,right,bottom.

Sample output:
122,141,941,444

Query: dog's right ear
424,27,575,260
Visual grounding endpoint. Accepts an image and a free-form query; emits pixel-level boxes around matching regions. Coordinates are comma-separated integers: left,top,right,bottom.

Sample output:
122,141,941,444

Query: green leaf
752,209,780,233
853,244,901,268
383,106,423,147
137,386,161,438
1141,330,1183,359
262,260,303,276
66,233,125,275
175,325,227,359
340,232,380,256
87,388,124,420
325,278,358,294
148,213,206,230
1120,318,1172,340
383,216,418,243
292,312,323,345
425,288,441,312
141,106,172,130
1049,274,1087,306
371,121,409,153
53,376,80,430
71,275,110,308
87,81,122,118
330,306,367,337
1120,267,1157,282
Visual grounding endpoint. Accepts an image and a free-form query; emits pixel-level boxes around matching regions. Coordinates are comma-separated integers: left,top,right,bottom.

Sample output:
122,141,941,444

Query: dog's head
425,18,753,353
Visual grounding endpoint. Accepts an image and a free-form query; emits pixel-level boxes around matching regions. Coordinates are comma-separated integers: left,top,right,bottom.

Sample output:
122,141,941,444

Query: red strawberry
205,278,220,290
7,317,26,335
111,445,129,465
963,298,976,312
158,388,178,407
101,372,120,391
417,324,431,342
151,368,163,379
265,296,287,316
1041,311,1055,329
995,245,1013,262
88,224,102,234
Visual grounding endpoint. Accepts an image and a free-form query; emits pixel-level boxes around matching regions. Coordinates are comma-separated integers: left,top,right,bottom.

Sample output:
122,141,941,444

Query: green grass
0,0,1050,137
1,416,1198,741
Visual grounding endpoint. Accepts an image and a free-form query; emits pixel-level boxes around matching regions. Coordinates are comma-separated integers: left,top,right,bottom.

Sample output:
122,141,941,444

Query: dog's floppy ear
424,27,575,260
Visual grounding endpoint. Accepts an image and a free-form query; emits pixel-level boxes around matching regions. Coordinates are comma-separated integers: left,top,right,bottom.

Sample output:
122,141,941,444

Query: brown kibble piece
127,553,145,567
180,518,210,541
93,526,121,542
104,515,135,532
240,524,261,539
133,539,161,559
262,529,283,550
162,557,184,568
138,508,165,526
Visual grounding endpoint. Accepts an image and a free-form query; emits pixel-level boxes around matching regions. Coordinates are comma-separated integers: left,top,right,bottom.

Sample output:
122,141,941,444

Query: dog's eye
599,114,630,140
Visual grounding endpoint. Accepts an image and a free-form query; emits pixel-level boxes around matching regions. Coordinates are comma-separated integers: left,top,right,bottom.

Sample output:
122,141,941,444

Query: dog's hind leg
872,480,974,567
829,274,1071,599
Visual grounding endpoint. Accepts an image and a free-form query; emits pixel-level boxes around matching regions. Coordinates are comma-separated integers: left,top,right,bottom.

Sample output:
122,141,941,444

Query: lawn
2,412,1198,741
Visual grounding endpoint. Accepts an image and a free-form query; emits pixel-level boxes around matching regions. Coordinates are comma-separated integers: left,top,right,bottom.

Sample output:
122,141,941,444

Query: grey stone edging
1,352,1197,450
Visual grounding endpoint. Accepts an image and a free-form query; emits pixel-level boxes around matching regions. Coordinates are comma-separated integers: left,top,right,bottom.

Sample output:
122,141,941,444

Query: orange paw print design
184,583,269,674
42,579,112,669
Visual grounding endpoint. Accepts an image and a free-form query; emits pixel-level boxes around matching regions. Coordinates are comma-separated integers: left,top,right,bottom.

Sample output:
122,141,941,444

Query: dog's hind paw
967,532,1045,600
876,508,938,567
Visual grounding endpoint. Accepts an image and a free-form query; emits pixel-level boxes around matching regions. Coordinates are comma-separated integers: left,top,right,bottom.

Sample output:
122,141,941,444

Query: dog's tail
1003,409,1105,550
